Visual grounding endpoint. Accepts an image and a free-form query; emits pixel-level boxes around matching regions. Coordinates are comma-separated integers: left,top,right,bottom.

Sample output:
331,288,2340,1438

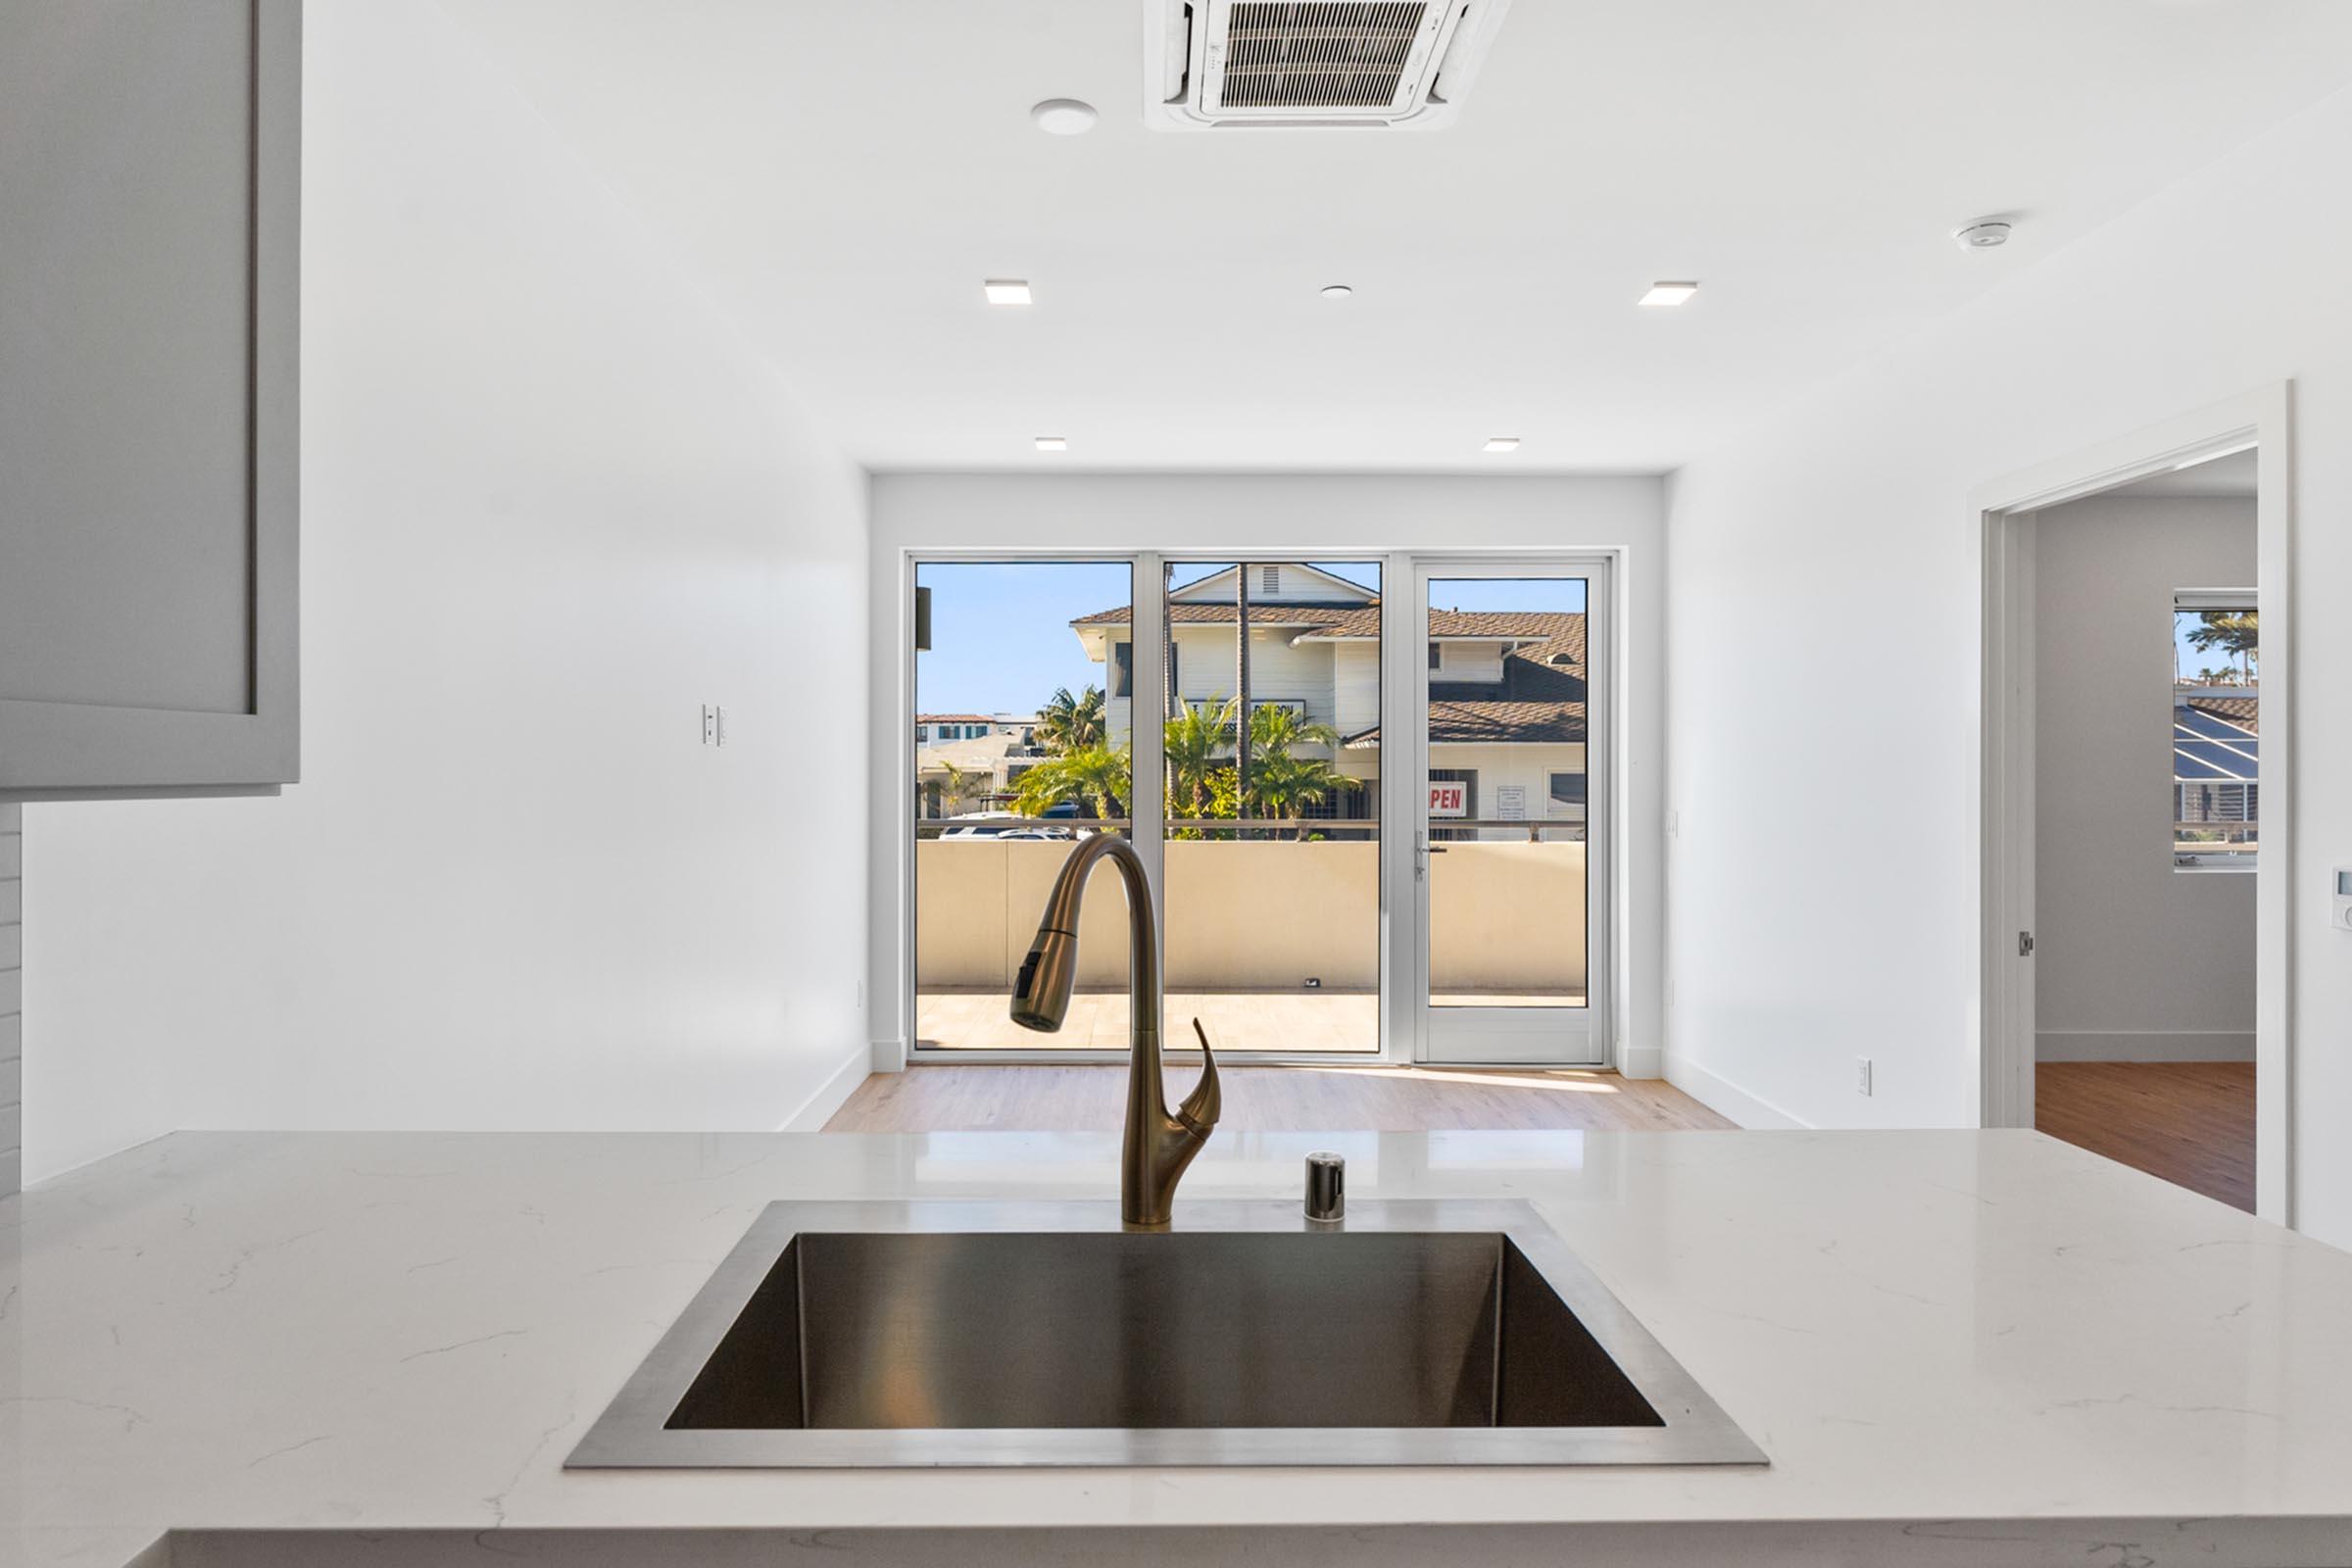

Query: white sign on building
1494,784,1528,821
1428,780,1468,818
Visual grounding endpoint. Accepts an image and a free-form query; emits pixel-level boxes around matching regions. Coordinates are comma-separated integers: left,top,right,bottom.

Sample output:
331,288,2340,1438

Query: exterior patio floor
914,986,1588,1054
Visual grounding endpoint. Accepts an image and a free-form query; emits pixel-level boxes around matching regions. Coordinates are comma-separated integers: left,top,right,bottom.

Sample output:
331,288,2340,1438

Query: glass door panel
1158,561,1383,1054
911,560,1133,1052
1415,563,1608,1065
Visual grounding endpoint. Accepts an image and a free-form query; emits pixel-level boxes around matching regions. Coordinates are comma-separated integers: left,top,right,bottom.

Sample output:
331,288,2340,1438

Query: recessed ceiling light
1030,98,1098,135
1320,283,1353,300
984,279,1033,307
1035,435,1068,453
1483,437,1521,454
1638,281,1699,308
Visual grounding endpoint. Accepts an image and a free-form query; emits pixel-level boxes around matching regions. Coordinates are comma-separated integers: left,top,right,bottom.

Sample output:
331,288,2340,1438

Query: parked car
938,811,1077,841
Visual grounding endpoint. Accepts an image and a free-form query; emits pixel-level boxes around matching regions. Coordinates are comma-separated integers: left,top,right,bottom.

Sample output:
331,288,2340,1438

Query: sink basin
566,1200,1764,1468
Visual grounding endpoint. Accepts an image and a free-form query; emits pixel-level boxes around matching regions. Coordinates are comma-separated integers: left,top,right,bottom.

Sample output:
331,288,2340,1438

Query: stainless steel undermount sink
566,1200,1765,1468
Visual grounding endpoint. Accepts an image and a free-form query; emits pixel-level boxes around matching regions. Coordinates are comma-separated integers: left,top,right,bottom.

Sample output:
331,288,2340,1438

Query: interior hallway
826,1063,1736,1134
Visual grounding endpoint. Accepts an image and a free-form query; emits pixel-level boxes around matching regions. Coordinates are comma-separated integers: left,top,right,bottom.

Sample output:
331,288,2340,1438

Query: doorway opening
1977,389,2292,1221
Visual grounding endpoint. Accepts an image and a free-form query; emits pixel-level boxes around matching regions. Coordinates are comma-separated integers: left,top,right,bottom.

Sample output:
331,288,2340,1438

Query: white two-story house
1068,564,1587,830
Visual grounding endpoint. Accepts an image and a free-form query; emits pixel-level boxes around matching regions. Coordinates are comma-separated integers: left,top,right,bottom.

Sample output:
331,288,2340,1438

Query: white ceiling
441,0,2352,473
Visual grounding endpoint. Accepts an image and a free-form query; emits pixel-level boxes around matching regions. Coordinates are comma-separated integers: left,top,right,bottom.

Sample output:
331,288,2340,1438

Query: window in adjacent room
2172,591,2257,870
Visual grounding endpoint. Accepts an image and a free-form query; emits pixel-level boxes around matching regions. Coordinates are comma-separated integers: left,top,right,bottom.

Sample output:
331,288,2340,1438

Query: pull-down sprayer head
1009,923,1079,1033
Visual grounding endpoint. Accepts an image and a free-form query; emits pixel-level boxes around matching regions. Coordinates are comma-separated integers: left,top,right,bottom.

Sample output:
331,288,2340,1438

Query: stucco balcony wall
915,838,1585,994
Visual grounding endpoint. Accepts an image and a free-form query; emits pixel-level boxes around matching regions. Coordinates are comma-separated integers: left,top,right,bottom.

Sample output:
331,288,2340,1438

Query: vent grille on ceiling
1218,2,1428,110
1144,0,1512,130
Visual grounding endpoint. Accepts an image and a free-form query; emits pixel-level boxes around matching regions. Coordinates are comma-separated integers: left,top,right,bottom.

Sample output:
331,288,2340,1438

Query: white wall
20,0,869,1183
1662,82,2352,1245
2034,494,2256,1063
866,474,1665,1072
0,803,19,1196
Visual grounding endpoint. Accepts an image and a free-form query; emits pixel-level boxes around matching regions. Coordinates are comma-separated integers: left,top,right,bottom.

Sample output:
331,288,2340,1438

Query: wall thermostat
2336,868,2352,931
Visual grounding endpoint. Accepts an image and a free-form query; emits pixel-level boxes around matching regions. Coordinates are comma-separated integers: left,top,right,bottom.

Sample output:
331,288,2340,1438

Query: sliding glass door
906,552,1610,1067
1157,561,1383,1054
910,560,1133,1052
1412,560,1610,1065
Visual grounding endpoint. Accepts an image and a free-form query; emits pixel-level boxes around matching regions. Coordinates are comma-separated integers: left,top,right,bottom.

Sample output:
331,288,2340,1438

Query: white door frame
1410,556,1613,1067
1971,384,2293,1224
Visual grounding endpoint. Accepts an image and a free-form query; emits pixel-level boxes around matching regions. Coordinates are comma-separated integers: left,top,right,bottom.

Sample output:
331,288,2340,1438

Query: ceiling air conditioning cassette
1145,0,1514,131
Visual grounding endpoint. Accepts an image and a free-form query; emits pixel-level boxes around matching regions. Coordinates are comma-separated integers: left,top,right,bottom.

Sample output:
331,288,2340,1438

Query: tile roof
2181,695,2258,733
1072,600,1587,663
1070,602,1352,628
1346,700,1588,749
1071,601,1588,746
916,712,1003,725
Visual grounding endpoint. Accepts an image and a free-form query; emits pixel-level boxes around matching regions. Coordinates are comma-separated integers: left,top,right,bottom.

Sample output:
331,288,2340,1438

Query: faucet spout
1008,832,1220,1228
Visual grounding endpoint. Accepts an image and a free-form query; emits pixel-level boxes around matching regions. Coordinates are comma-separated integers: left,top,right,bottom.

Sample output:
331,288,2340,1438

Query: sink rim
565,1198,1767,1470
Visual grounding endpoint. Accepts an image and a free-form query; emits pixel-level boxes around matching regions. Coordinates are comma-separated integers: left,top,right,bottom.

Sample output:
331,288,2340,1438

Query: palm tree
1243,705,1355,838
1163,696,1240,835
1247,702,1340,760
2186,611,2259,684
1033,685,1106,755
1012,743,1131,822
1250,750,1352,834
933,760,988,817
1242,710,1354,841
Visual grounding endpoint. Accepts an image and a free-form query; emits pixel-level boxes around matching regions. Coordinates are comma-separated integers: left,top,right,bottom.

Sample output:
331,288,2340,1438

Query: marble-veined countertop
4,1127,2349,1567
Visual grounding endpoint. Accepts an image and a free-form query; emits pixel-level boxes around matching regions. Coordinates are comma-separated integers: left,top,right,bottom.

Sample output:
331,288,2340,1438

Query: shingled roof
1069,599,1588,747
1071,600,1587,662
1345,700,1588,749
2182,694,2258,734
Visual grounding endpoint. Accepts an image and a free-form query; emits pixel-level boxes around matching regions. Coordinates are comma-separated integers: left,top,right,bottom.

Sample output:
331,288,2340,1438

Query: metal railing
2175,821,2258,864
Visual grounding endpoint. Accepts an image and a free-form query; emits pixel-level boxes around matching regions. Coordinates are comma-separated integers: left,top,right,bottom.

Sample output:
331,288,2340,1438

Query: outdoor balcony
914,822,1586,1054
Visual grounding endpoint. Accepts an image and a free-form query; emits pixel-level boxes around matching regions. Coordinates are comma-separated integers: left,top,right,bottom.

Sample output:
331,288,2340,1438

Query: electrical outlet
1856,1056,1874,1097
701,704,726,747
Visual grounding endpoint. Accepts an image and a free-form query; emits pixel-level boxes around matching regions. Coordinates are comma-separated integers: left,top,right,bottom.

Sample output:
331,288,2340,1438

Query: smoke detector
1145,0,1515,131
1953,220,2014,251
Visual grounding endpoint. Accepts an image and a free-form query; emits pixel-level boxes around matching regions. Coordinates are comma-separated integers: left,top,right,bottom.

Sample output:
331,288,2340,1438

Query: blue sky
917,561,1592,717
2174,607,2259,684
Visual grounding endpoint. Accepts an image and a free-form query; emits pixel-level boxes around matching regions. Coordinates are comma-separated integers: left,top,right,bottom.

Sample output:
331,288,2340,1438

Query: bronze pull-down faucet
1008,832,1219,1229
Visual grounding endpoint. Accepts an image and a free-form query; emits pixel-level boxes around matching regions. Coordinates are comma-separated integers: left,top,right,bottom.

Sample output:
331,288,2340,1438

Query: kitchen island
4,1127,2348,1567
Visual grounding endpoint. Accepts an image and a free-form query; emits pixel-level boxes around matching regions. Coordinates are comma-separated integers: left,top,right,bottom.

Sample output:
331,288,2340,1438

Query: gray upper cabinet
0,0,299,799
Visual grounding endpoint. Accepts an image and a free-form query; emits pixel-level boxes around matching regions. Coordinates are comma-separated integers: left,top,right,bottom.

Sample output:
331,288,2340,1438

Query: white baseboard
1661,1051,1810,1130
2036,1029,2254,1063
869,1037,906,1073
778,1040,872,1132
1618,1044,1663,1080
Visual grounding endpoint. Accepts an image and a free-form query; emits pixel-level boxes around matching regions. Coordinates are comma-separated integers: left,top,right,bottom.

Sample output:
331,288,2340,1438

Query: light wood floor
825,1062,1736,1134
2035,1061,2254,1212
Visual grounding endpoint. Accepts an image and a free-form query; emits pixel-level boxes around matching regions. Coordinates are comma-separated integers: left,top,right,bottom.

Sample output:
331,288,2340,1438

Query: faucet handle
1177,1016,1223,1132
1304,1151,1346,1223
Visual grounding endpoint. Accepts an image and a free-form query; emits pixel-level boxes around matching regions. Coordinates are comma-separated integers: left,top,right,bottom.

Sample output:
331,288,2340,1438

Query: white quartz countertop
5,1127,2351,1567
